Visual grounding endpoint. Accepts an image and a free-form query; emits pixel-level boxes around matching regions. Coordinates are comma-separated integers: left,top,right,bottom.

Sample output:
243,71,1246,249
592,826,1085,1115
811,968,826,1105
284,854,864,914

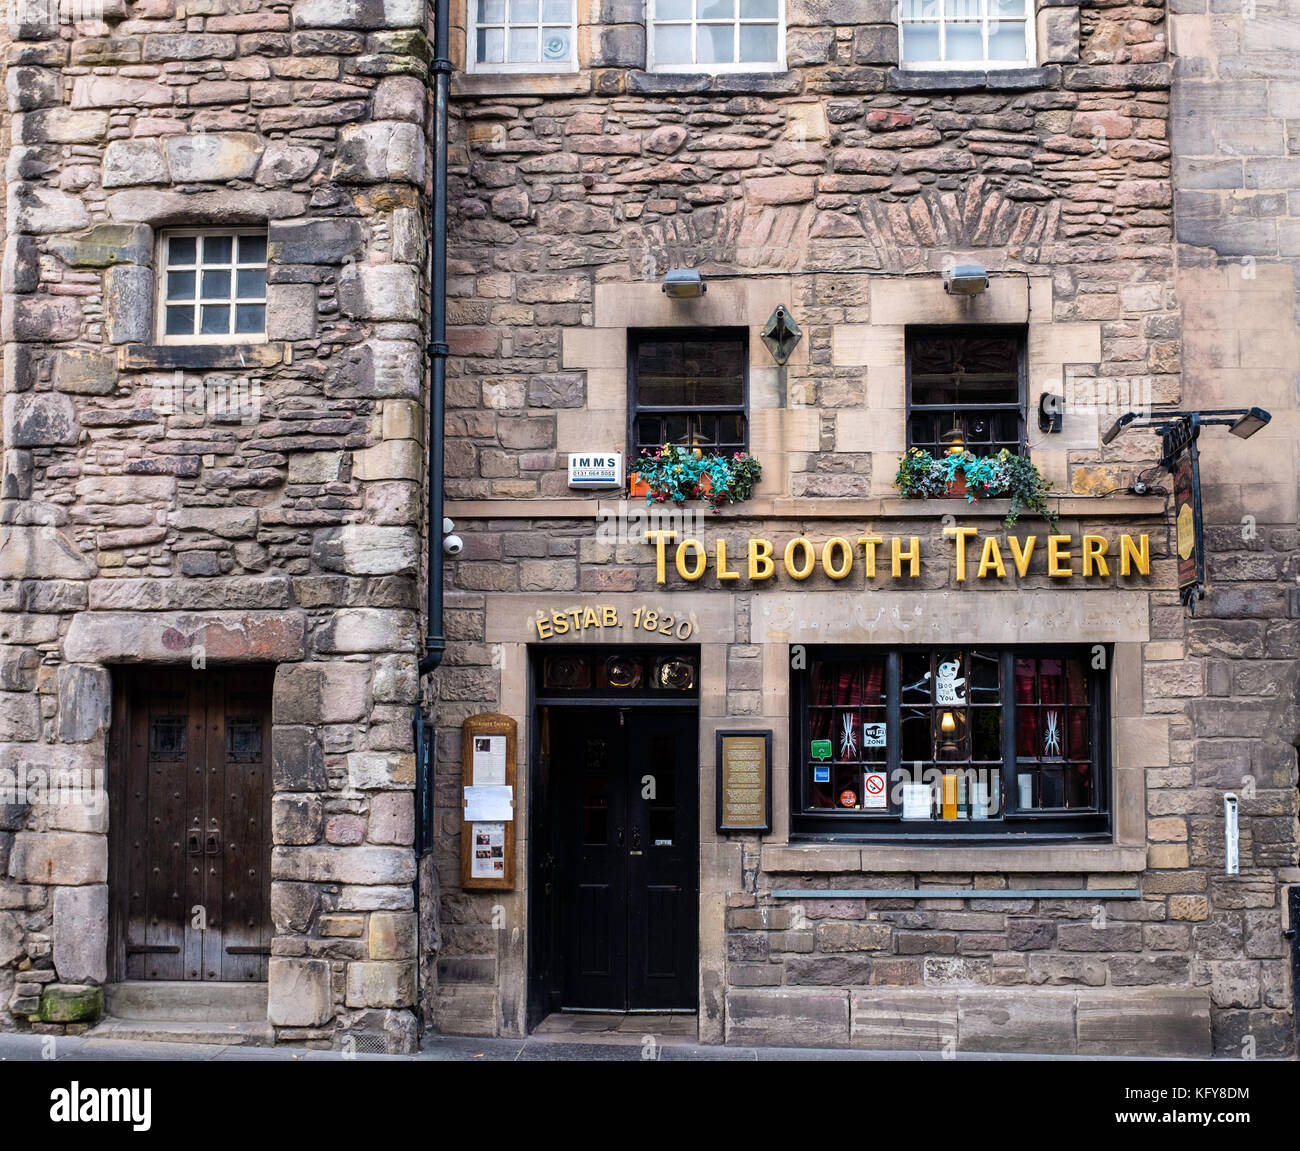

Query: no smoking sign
863,771,887,809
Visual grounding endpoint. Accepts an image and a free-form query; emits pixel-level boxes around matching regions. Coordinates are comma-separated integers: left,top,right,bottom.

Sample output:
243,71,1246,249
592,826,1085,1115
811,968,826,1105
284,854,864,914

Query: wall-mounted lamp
761,304,802,365
1038,392,1063,433
942,264,989,296
662,268,706,298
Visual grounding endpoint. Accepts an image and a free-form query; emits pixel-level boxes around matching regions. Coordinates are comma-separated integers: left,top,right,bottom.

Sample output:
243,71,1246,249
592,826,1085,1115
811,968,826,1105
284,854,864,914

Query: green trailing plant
893,447,1058,531
633,444,763,512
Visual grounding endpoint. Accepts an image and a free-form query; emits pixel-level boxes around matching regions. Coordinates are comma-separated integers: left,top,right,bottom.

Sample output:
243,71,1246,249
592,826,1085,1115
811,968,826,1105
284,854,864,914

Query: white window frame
466,0,579,74
155,228,269,346
899,0,1035,70
647,0,786,74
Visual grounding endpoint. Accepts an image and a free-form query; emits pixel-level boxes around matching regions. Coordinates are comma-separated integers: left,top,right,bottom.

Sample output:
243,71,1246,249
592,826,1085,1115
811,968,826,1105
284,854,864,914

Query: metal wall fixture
661,268,707,298
760,304,802,365
942,263,990,295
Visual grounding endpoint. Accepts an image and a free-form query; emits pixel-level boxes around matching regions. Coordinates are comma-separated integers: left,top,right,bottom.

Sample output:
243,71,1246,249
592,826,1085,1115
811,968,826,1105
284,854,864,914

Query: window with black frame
630,329,748,458
906,327,1025,456
791,646,1108,839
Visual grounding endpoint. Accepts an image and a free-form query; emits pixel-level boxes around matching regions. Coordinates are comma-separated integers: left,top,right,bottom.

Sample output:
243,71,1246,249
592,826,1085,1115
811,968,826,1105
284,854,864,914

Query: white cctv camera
443,534,464,556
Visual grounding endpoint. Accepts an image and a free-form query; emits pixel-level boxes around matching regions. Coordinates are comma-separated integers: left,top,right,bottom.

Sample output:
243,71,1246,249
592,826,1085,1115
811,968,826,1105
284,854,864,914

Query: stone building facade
1,1,431,1051
431,0,1298,1056
0,0,1294,1059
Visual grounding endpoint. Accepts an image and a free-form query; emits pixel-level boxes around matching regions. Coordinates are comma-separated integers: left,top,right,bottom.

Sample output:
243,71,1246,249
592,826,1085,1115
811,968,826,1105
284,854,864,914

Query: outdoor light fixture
1228,407,1270,439
761,304,802,365
661,268,706,298
1103,406,1273,609
942,264,989,296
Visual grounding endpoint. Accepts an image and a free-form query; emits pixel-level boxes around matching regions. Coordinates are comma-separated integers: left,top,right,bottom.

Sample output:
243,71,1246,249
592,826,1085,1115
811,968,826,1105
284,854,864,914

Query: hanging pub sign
1172,451,1199,599
716,730,772,834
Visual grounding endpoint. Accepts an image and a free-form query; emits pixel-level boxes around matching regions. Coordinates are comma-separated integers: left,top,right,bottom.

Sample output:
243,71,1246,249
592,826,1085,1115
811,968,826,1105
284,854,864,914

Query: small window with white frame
899,0,1034,69
649,0,784,72
158,230,267,343
470,0,577,72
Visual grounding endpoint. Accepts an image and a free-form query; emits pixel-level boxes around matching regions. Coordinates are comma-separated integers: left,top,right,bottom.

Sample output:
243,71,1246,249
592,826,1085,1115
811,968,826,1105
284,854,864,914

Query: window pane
235,304,265,334
478,26,505,62
654,23,692,62
200,304,230,335
658,0,690,16
947,21,983,60
900,0,937,15
202,235,232,264
168,236,196,265
902,22,939,61
971,709,1001,761
236,268,266,299
1040,658,1064,705
740,23,777,62
542,28,571,61
740,0,777,15
988,20,1026,61
482,0,506,20
1064,764,1092,808
508,27,538,61
636,337,744,407
541,0,569,18
948,0,980,17
237,234,266,264
698,0,734,16
991,0,1024,15
164,305,194,335
510,0,537,20
697,23,734,63
166,270,195,301
201,269,231,299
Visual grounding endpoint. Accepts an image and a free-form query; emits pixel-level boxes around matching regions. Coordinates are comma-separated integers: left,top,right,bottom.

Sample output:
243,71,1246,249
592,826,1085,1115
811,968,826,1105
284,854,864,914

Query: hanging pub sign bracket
1101,406,1272,613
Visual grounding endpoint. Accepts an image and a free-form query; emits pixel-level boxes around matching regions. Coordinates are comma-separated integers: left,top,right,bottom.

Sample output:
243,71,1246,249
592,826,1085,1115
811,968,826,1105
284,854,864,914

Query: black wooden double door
112,668,272,981
551,709,698,1012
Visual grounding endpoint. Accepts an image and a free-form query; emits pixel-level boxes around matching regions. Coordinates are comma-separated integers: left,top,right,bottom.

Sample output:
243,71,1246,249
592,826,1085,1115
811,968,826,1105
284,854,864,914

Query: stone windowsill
443,495,1167,520
451,72,592,98
762,842,1146,874
887,65,1062,92
117,343,291,371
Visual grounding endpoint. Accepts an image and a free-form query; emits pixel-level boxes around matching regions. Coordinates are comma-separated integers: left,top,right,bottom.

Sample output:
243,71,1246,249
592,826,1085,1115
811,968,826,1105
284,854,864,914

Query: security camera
442,517,455,534
443,534,464,556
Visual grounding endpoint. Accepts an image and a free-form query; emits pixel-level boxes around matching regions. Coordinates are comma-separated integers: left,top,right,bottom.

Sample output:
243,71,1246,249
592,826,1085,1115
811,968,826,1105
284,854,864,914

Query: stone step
104,981,268,1023
87,1019,275,1048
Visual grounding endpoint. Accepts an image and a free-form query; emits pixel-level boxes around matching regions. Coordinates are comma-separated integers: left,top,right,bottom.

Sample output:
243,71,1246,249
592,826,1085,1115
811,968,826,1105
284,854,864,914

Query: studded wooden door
112,667,272,981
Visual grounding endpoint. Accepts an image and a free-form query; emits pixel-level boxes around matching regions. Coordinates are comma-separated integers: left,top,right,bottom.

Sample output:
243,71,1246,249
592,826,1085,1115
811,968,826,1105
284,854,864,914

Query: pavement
0,1030,1177,1061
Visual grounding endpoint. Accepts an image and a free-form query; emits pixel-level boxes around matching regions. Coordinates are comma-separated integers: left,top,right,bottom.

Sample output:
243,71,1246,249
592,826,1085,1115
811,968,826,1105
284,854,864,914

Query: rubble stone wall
0,0,431,1051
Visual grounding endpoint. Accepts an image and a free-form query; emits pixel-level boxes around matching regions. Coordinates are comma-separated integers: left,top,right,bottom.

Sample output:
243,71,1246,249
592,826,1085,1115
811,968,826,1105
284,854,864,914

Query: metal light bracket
761,304,802,366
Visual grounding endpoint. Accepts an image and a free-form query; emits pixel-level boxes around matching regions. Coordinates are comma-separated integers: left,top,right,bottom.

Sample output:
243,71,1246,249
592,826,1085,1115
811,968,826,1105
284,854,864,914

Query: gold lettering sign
643,530,1151,586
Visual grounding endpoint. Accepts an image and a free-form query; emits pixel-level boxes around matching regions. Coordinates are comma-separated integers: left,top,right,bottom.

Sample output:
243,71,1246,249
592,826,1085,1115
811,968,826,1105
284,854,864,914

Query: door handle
631,827,642,850
205,830,221,856
615,825,624,846
187,831,201,856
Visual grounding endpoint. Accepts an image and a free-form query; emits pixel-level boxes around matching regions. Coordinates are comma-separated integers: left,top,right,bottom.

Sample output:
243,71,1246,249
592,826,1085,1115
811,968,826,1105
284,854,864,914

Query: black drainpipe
414,0,451,1038
422,0,450,681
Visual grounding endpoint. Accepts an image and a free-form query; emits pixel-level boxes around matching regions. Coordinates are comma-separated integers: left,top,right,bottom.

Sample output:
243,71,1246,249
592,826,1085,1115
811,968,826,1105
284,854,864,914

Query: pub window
630,328,748,458
906,326,1025,456
790,646,1109,839
899,0,1035,69
158,230,267,343
469,0,576,72
648,0,784,72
